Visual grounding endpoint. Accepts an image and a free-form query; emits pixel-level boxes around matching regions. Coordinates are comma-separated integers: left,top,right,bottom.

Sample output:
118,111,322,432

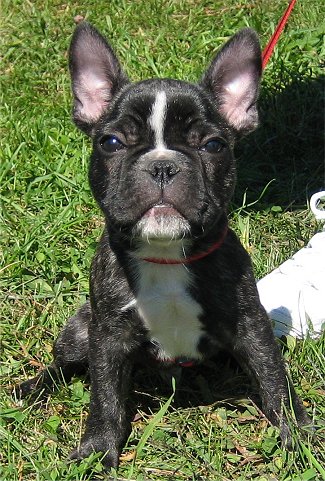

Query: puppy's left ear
201,28,262,134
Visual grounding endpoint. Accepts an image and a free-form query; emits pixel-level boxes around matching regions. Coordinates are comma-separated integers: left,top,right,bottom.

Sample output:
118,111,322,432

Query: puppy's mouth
134,204,191,241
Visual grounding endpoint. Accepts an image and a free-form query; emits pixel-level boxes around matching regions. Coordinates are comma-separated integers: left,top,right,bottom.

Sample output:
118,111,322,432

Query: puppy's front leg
233,308,310,444
71,313,139,468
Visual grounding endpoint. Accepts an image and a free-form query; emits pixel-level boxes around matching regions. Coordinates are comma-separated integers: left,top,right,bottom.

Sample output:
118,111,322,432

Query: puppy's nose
147,161,180,186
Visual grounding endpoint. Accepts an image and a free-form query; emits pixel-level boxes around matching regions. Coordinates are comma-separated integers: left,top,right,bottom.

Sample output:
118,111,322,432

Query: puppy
16,23,310,468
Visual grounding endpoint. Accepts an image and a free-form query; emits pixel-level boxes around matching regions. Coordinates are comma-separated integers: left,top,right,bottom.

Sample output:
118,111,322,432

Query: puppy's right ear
69,22,128,135
201,28,262,135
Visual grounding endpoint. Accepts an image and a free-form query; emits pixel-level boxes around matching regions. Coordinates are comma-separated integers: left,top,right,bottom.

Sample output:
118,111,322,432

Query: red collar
142,225,228,265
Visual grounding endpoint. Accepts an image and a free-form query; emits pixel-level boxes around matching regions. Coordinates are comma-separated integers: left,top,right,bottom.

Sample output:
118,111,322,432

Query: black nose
147,161,180,186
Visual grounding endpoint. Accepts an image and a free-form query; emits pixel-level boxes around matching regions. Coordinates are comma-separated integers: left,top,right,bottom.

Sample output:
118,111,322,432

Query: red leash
262,0,297,69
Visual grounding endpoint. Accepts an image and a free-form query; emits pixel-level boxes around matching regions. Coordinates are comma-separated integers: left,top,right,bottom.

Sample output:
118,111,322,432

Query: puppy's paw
279,410,314,449
13,366,61,401
295,406,313,428
70,437,120,469
12,377,42,400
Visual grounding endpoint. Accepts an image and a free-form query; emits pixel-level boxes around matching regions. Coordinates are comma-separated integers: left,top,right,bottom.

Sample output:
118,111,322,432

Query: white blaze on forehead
149,90,167,149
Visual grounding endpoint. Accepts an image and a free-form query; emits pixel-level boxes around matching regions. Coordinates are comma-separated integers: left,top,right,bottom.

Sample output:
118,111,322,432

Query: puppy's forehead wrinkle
106,81,233,147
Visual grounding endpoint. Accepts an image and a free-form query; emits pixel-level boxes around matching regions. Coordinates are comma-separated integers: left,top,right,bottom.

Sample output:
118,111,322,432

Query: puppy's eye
100,135,125,152
200,139,225,154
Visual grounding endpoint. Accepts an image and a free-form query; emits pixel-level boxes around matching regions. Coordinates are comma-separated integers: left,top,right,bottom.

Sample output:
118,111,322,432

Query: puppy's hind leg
14,301,91,400
233,307,311,446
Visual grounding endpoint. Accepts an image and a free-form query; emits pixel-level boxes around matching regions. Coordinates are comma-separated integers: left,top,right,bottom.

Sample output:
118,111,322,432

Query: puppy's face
69,24,262,245
90,80,236,242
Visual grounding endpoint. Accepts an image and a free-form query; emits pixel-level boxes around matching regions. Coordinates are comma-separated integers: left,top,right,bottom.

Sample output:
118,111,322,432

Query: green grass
1,0,324,479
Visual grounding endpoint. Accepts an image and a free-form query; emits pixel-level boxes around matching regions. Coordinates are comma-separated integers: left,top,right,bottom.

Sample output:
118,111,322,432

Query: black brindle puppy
16,23,310,468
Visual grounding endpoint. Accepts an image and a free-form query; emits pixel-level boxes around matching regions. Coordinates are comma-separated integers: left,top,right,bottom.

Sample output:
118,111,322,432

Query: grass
0,0,324,479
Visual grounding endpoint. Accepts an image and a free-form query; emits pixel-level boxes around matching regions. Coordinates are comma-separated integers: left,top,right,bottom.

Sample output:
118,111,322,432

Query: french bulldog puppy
16,23,310,468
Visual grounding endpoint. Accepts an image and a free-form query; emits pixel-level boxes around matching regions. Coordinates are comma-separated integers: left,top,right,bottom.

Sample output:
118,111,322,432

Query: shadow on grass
233,74,324,210
131,354,255,414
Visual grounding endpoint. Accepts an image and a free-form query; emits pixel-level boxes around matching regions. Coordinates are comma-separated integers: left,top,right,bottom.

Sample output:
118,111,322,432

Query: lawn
0,0,324,480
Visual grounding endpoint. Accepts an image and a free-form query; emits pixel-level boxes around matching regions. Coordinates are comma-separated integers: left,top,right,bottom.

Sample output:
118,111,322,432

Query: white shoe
257,192,325,338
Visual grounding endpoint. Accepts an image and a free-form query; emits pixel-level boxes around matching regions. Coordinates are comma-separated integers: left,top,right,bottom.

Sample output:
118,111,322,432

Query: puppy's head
69,23,261,248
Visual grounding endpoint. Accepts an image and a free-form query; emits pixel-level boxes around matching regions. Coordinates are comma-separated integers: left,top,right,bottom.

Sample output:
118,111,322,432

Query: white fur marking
121,299,137,312
135,261,203,360
149,91,167,149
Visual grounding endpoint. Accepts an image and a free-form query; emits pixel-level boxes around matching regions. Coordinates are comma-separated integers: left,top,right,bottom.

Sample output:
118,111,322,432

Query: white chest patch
135,261,203,361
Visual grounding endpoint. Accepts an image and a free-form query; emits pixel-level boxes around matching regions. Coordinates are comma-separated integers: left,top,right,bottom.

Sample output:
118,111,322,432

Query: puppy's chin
133,206,191,242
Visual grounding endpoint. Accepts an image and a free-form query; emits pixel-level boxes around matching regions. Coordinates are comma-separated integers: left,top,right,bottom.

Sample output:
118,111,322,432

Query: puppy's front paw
279,409,313,449
70,436,120,469
295,405,313,429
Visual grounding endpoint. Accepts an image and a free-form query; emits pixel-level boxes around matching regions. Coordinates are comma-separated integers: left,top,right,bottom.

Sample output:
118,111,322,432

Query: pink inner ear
75,71,112,122
220,72,254,130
